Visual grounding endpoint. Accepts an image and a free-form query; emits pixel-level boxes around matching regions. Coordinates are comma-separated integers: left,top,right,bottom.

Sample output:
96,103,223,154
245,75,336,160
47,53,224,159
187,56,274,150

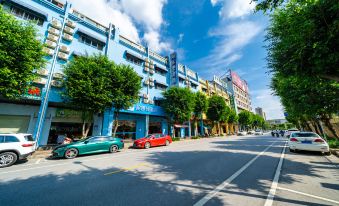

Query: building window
126,53,143,66
78,32,105,51
155,67,167,76
10,6,44,26
155,83,167,91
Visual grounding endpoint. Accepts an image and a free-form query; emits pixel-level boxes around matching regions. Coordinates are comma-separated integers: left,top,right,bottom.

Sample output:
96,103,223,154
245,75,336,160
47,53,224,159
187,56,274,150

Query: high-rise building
255,107,266,120
223,70,252,114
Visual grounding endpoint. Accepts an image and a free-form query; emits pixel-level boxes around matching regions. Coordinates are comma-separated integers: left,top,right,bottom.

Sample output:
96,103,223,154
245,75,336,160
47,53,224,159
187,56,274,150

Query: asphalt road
1,135,338,206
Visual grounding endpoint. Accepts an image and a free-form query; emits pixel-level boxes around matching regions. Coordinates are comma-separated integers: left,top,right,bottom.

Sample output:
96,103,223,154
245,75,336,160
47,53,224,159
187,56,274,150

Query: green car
52,136,124,159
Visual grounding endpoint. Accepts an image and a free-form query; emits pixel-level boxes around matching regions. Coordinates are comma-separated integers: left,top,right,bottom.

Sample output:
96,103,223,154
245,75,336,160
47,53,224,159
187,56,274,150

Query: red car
133,133,172,149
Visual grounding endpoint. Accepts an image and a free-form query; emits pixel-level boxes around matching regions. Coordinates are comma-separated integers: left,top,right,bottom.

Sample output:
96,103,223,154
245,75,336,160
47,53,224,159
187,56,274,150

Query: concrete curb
330,149,339,157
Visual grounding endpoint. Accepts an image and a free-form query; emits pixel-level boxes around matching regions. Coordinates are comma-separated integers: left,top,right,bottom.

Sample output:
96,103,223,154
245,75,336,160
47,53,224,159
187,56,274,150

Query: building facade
0,0,173,145
255,107,266,120
223,70,252,114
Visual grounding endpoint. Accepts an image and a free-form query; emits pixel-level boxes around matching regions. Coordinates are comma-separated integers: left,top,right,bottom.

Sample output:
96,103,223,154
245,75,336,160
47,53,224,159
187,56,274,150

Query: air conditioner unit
149,100,154,104
47,33,58,42
143,93,148,99
149,77,154,82
144,80,149,85
143,67,149,72
51,20,61,29
149,69,155,74
53,72,64,79
149,64,154,69
149,82,154,87
62,33,73,42
37,69,49,76
59,45,70,54
51,80,63,87
45,40,57,49
43,47,54,56
145,58,149,62
143,98,149,104
66,20,76,28
63,26,74,35
33,77,47,85
144,62,149,67
58,52,69,61
48,27,60,36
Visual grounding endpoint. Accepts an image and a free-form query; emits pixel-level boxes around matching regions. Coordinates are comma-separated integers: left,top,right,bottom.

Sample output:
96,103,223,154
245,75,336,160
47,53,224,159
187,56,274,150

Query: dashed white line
193,141,279,206
264,141,287,206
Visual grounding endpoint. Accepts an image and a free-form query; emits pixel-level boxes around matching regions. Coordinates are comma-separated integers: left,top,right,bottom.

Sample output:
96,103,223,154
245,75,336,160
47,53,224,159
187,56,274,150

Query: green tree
0,6,45,98
238,111,253,131
227,109,239,134
107,64,142,137
162,87,195,136
194,92,208,135
206,95,228,135
63,54,113,137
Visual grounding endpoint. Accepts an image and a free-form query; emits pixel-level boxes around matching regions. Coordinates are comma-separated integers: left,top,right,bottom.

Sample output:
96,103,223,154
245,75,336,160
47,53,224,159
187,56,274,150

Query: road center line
277,186,339,205
264,141,287,206
193,140,279,206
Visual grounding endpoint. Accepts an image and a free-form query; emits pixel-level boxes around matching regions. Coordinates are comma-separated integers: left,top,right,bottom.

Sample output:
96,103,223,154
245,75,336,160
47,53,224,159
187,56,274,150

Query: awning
77,28,107,43
174,124,189,128
155,81,168,87
155,64,168,72
126,50,145,61
12,0,49,19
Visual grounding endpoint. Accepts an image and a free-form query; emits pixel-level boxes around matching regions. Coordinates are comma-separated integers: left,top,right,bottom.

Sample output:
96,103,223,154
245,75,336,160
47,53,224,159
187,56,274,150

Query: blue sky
68,0,285,119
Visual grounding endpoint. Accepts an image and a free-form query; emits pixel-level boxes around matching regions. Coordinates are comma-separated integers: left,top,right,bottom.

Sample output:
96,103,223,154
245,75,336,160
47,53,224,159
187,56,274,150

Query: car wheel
324,152,331,156
289,148,295,153
0,152,18,168
165,140,170,146
144,142,151,149
64,148,78,159
110,145,119,153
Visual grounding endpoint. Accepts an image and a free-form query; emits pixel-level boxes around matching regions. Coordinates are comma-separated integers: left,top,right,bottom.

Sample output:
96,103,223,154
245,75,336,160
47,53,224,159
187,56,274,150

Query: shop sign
22,86,42,100
55,108,82,118
123,103,165,116
170,52,177,86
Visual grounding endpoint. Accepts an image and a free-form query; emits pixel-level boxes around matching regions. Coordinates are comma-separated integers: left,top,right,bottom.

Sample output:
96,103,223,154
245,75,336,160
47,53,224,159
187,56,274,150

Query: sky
67,0,285,120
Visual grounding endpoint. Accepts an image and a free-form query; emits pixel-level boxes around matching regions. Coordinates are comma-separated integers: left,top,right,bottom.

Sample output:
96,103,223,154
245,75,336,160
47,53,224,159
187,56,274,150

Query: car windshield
145,134,154,138
291,133,319,138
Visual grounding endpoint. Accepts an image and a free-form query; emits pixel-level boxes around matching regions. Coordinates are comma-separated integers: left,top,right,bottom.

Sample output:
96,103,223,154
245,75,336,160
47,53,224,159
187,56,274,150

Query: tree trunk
112,111,119,137
218,122,221,136
322,116,339,139
311,120,320,134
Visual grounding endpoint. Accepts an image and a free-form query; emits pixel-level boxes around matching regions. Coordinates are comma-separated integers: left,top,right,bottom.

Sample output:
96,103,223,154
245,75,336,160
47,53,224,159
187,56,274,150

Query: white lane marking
35,159,42,164
193,141,279,206
0,138,223,175
264,141,287,206
277,186,339,205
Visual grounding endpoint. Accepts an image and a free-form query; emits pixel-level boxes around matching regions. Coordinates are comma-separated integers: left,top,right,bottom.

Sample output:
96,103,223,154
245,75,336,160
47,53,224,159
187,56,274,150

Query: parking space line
193,140,279,206
104,163,148,176
277,186,339,205
264,141,287,206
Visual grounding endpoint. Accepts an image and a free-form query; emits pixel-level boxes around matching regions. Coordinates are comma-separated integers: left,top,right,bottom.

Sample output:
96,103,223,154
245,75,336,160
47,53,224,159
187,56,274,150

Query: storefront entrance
149,122,161,134
48,122,92,144
115,120,137,140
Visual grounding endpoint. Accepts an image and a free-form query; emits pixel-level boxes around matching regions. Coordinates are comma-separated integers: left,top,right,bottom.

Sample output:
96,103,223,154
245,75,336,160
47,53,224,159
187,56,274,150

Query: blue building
0,0,175,145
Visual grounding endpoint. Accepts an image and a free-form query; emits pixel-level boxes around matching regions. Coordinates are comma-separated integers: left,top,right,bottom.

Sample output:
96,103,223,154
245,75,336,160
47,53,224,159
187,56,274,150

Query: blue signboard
122,103,165,116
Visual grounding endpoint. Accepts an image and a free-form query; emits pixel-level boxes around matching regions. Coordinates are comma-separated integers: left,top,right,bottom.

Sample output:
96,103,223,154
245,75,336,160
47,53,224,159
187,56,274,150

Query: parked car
52,136,124,159
247,130,255,135
0,133,36,168
133,133,172,149
254,130,263,135
288,132,330,155
285,129,299,138
237,131,247,136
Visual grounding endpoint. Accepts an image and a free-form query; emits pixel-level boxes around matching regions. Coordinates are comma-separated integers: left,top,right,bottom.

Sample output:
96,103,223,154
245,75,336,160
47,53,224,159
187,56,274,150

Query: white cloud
143,30,172,53
177,33,184,44
192,21,261,77
251,89,285,120
211,0,256,19
68,0,171,53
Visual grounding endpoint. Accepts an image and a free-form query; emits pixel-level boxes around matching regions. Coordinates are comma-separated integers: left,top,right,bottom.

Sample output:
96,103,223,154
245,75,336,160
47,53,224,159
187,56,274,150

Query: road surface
1,134,338,206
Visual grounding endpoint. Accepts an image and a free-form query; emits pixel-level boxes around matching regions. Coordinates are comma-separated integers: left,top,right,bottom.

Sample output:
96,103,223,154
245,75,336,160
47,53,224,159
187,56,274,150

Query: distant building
266,119,287,124
223,70,252,114
255,107,266,120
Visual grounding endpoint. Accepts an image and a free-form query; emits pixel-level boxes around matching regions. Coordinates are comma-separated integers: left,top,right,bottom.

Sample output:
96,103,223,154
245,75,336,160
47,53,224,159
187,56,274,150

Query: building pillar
102,109,114,136
145,115,149,136
200,119,204,136
188,120,191,137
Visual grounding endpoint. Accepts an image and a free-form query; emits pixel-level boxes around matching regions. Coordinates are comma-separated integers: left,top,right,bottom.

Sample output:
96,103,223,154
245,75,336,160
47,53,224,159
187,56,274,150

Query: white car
0,134,36,168
247,130,255,135
238,131,247,136
288,132,330,155
254,130,263,135
285,129,299,138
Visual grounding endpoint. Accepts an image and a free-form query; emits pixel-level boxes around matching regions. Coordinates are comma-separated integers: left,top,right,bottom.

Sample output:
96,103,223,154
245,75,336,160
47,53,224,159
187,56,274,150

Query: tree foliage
194,92,208,118
227,109,239,124
206,95,228,123
238,111,253,129
0,6,45,98
162,87,195,123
